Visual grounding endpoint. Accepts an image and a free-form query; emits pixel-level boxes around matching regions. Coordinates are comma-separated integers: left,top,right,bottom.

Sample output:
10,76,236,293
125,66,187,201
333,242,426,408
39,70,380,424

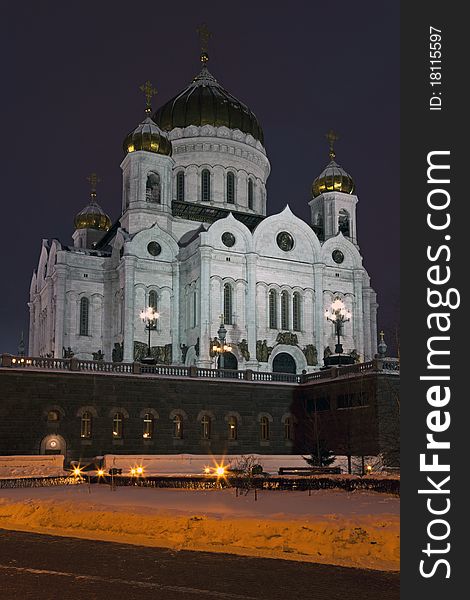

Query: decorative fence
1,354,398,384
0,474,400,495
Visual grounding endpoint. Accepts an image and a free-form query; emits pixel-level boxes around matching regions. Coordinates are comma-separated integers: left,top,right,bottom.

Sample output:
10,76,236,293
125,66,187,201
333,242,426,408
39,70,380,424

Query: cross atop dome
325,129,339,160
139,80,158,115
197,23,212,63
87,172,101,199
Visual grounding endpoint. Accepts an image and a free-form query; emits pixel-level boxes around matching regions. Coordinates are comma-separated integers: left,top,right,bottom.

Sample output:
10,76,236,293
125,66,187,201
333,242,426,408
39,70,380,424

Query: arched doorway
218,352,238,370
272,352,296,374
40,434,66,456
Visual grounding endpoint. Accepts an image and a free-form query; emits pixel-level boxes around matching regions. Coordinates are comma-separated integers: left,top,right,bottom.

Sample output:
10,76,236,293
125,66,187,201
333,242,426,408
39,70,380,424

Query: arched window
269,290,277,329
142,413,154,439
146,172,161,203
192,290,197,328
79,297,89,336
226,172,235,204
47,410,59,422
148,290,158,311
284,417,293,441
228,416,238,440
338,209,350,237
224,283,233,325
124,175,130,209
201,415,211,440
281,291,290,330
248,179,254,210
81,411,92,439
112,412,123,439
293,292,301,331
260,416,270,441
173,414,183,439
176,171,185,202
201,169,211,202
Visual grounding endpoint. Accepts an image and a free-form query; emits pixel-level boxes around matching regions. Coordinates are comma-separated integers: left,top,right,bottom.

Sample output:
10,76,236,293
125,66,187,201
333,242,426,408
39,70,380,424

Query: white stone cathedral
28,53,378,373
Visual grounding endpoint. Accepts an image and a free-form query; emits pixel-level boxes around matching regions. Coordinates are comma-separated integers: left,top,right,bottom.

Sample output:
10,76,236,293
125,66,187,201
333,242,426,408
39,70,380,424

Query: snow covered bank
0,485,399,571
0,455,65,479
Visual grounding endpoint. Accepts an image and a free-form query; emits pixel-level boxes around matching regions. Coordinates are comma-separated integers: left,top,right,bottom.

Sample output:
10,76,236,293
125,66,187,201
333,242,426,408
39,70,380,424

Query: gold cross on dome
140,80,158,113
197,23,212,61
87,172,101,196
325,129,339,159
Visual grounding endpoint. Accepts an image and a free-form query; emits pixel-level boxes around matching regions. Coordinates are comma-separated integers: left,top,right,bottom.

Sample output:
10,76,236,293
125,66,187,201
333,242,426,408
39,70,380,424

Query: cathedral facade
28,55,378,374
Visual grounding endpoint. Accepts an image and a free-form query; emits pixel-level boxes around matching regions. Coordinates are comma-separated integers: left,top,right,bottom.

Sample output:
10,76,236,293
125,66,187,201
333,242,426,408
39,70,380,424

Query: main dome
153,65,264,145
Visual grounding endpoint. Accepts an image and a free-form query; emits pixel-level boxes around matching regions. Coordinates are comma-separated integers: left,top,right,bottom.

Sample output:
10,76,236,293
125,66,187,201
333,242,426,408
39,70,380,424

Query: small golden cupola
123,80,172,156
312,130,355,197
74,173,111,232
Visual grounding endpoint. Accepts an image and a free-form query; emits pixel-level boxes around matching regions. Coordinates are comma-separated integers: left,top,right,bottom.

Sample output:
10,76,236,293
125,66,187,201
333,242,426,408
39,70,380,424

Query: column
362,287,371,361
28,302,35,356
353,270,366,361
245,253,258,368
313,264,324,363
171,261,180,364
369,290,378,358
197,247,212,367
53,266,67,358
122,257,136,362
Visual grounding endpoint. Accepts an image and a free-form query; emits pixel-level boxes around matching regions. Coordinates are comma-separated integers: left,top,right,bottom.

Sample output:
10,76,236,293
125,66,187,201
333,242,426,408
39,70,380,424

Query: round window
276,231,294,252
221,232,236,247
332,250,344,264
147,241,162,257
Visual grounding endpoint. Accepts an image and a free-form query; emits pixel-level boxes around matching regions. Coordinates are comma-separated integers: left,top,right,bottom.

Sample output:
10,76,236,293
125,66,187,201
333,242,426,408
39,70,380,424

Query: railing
1,354,399,384
140,364,189,377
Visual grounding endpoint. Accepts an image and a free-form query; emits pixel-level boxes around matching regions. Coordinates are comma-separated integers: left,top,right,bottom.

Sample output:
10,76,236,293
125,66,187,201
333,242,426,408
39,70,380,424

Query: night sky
0,1,399,355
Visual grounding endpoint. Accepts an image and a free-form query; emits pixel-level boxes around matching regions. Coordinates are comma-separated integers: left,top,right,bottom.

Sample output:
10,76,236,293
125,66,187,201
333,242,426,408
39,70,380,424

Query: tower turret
309,131,358,245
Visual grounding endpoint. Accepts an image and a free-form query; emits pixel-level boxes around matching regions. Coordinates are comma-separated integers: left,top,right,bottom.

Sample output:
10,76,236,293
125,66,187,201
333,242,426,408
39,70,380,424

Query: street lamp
140,306,160,362
324,298,352,366
212,316,232,369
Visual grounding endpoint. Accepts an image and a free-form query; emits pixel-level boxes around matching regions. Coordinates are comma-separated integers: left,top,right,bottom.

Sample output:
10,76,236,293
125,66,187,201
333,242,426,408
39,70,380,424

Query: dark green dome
153,65,264,145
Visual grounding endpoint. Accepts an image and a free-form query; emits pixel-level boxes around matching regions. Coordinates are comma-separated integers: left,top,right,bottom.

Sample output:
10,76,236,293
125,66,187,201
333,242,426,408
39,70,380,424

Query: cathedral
28,46,378,374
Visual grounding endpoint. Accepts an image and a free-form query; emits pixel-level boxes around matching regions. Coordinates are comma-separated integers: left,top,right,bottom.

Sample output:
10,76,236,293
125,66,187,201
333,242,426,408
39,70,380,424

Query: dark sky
0,1,399,355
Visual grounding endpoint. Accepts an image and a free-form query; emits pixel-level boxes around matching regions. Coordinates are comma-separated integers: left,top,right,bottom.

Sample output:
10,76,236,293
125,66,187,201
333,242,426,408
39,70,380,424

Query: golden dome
312,130,355,198
74,198,111,231
123,115,172,156
312,159,355,197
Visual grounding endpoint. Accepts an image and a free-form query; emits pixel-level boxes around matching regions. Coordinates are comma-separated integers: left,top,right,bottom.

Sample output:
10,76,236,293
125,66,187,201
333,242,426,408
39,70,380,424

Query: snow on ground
0,484,399,571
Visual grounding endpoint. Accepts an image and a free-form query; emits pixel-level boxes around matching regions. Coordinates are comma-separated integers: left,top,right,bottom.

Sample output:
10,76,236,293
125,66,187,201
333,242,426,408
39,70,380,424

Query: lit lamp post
140,306,159,363
212,316,232,369
324,298,353,366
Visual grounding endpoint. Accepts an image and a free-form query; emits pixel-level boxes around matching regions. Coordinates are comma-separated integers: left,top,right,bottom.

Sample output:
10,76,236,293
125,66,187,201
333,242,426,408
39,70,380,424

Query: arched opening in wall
269,289,278,329
148,290,158,312
338,209,350,237
124,174,130,208
146,172,161,204
223,283,233,325
217,352,238,370
176,171,185,202
313,211,324,239
293,292,302,331
40,434,66,456
281,291,290,330
79,297,89,336
80,412,92,439
248,179,254,210
272,352,296,374
201,169,211,201
226,172,235,204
